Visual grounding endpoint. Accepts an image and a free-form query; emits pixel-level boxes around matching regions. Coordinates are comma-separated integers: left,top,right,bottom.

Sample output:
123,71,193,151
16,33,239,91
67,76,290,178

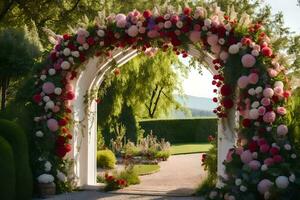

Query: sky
181,0,300,98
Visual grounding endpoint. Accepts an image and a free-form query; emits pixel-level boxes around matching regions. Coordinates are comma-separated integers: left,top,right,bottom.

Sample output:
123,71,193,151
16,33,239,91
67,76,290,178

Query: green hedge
0,119,32,200
139,118,218,144
0,136,16,200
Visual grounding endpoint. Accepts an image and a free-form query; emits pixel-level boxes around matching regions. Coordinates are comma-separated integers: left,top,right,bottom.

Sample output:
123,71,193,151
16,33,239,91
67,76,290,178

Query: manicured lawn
170,143,212,155
133,164,160,176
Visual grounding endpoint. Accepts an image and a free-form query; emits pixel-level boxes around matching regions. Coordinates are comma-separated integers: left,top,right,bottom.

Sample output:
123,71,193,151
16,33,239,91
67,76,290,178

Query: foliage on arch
31,4,300,199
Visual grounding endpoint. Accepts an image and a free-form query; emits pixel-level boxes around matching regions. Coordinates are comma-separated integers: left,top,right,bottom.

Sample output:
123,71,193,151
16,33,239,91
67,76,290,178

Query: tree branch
150,86,164,118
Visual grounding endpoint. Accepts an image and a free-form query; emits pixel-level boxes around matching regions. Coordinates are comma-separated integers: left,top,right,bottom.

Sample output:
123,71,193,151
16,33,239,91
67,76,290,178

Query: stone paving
40,153,206,200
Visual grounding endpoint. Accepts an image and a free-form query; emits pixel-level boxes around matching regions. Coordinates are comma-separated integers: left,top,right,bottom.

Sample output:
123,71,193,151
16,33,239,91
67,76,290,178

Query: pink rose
263,88,274,98
276,107,286,115
274,86,283,96
240,150,253,164
76,35,86,44
211,44,221,54
127,25,139,37
261,97,271,106
235,147,244,155
189,31,201,43
226,150,234,162
264,158,274,166
207,34,218,46
258,106,266,116
263,111,276,123
147,30,159,38
257,179,273,194
277,124,288,136
248,73,259,84
238,76,249,89
267,68,278,78
260,144,270,153
249,160,261,170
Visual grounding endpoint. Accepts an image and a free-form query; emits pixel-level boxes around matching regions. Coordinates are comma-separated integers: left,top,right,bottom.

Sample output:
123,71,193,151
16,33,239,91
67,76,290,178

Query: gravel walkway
38,153,206,200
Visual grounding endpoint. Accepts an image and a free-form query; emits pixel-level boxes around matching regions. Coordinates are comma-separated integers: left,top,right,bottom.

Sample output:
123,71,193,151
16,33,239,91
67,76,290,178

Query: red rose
67,43,77,51
87,37,95,46
261,47,273,57
63,34,71,40
220,85,232,96
64,143,72,152
58,118,68,126
270,147,279,155
273,155,283,163
171,38,181,46
143,10,152,19
56,136,66,146
56,146,67,158
66,107,72,113
183,7,192,15
66,134,73,139
33,94,42,103
66,91,75,100
212,97,218,103
242,118,251,127
248,141,258,152
155,16,164,23
222,98,234,109
79,53,86,62
50,52,57,62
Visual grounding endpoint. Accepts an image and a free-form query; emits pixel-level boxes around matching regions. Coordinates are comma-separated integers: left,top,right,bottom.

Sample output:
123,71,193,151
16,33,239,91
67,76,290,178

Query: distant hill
170,95,215,118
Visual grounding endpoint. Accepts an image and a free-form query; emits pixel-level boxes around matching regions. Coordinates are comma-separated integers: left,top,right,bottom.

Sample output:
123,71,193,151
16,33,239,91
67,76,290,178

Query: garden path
38,153,206,200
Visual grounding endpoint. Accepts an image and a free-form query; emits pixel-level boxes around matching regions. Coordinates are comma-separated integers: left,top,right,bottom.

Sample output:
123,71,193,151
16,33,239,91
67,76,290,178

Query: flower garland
31,4,299,198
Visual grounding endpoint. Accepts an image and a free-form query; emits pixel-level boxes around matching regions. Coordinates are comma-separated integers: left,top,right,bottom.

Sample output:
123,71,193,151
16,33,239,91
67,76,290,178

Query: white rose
249,109,259,120
266,126,272,132
71,51,80,58
44,161,52,172
99,41,104,46
261,164,268,171
275,176,289,189
202,26,208,31
40,75,47,81
235,178,242,186
34,117,40,122
57,170,67,182
248,88,256,96
289,174,296,182
63,48,71,56
228,44,239,54
251,101,260,108
251,50,259,57
164,21,172,29
45,101,55,110
255,86,263,94
68,57,74,63
204,19,212,27
37,174,54,183
225,24,231,31
43,96,50,102
264,191,270,200
35,131,44,138
291,154,297,159
252,152,258,159
83,43,89,50
176,21,183,29
254,122,260,127
54,88,62,95
61,61,71,70
78,46,84,51
48,68,56,76
240,185,247,192
284,144,291,151
274,81,284,88
218,38,225,45
97,29,105,37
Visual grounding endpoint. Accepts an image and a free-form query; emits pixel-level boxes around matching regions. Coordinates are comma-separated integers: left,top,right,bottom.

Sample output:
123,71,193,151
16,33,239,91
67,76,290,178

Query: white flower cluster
37,174,55,183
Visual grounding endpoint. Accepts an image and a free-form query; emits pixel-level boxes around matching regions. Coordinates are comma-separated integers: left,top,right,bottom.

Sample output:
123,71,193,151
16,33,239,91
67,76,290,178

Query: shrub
139,118,218,143
0,119,32,200
97,149,116,169
117,165,140,185
0,136,16,200
155,150,171,161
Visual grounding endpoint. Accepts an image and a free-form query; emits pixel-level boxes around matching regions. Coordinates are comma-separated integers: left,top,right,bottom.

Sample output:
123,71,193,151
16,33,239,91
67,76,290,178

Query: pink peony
260,144,270,153
189,31,201,43
264,157,274,166
276,107,287,115
238,76,249,89
76,35,86,45
258,106,266,116
127,25,139,37
207,34,219,46
263,88,274,98
47,119,59,132
261,97,271,106
241,54,256,68
220,51,229,61
42,82,55,94
115,13,126,22
52,105,60,113
248,73,259,84
147,30,159,38
277,124,288,136
240,150,253,164
248,160,261,170
257,179,273,194
263,111,276,123
116,19,127,28
267,68,278,78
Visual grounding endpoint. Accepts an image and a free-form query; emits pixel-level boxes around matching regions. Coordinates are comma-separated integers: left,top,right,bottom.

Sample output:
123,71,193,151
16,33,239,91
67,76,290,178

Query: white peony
35,131,44,137
61,61,71,70
275,176,289,189
63,48,71,56
48,68,56,76
57,170,67,182
54,88,62,95
44,161,52,172
37,174,54,183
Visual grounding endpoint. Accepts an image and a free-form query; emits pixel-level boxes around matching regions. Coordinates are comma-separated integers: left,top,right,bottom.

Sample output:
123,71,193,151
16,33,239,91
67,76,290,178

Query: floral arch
31,4,299,199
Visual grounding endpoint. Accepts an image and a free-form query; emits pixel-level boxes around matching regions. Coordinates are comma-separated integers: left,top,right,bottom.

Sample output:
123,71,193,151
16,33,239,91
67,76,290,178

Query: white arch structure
69,45,237,187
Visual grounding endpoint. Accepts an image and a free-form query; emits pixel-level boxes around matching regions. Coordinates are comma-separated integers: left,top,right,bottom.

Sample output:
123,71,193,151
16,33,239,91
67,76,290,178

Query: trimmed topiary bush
97,149,116,169
0,119,32,200
0,136,16,200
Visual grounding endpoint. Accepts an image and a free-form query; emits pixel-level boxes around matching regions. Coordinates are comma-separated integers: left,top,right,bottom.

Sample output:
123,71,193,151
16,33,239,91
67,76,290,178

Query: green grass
133,164,160,176
170,143,212,155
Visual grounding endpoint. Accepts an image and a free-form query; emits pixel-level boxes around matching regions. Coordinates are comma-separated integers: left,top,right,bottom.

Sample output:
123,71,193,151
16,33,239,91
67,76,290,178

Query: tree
0,26,42,110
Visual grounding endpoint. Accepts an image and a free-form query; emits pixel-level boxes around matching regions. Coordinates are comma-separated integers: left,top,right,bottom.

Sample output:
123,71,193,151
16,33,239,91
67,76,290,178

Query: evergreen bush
97,149,117,169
